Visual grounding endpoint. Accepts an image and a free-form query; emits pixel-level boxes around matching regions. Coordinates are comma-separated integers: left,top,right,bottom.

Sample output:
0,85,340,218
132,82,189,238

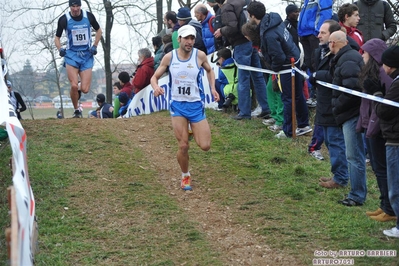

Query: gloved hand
308,72,317,86
363,78,381,95
59,48,66,57
90,45,97,55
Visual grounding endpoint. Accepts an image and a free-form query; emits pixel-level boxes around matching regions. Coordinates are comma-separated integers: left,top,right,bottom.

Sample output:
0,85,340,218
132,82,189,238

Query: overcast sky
0,0,352,74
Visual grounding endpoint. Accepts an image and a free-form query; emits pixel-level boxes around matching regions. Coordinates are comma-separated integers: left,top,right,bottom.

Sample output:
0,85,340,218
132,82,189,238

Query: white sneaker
262,118,276,126
383,227,399,238
251,105,261,116
275,130,287,139
268,124,283,132
296,126,312,136
310,150,324,160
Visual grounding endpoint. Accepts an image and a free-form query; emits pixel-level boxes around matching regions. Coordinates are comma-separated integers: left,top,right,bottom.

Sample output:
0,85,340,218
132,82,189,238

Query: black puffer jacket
375,69,399,145
220,0,248,47
314,45,336,126
330,44,364,125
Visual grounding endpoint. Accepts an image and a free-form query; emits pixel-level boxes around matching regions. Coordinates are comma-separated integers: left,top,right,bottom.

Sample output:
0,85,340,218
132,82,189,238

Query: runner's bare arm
151,52,172,97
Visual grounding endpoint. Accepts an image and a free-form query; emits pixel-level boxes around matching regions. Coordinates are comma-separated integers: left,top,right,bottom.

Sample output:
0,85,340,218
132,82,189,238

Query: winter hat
119,92,129,105
6,80,12,87
207,0,216,3
69,0,81,6
96,93,105,103
286,4,299,15
381,45,399,68
177,7,192,20
178,25,197,38
361,38,387,65
118,71,130,83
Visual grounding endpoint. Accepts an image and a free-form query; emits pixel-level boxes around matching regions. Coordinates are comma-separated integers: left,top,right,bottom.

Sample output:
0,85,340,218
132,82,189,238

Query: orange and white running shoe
181,176,192,191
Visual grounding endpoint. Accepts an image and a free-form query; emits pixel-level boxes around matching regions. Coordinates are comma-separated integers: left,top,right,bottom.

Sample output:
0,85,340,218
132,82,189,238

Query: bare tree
0,0,159,103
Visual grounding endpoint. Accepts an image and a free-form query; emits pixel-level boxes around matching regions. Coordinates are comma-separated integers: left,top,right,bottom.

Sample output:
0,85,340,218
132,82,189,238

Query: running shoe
181,176,192,191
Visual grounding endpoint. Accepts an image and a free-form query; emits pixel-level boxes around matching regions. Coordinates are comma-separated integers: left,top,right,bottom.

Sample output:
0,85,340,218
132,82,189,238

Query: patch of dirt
41,115,304,265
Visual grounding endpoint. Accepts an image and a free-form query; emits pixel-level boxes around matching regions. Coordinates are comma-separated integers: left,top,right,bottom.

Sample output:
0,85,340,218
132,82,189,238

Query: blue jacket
259,12,300,72
298,0,333,37
201,12,215,55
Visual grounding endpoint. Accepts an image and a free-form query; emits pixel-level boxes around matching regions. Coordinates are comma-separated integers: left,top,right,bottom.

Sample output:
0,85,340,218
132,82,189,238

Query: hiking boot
319,180,343,189
72,110,82,118
257,110,271,119
310,150,324,160
319,177,332,182
383,227,399,238
338,197,363,206
366,208,383,217
274,130,287,139
181,176,192,191
370,212,397,222
262,118,276,126
296,126,312,136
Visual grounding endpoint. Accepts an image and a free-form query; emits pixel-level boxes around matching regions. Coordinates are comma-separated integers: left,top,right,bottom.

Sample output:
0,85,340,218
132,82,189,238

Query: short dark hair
217,48,232,60
113,81,122,90
162,34,172,44
152,36,163,48
337,3,358,23
241,21,260,47
165,11,177,24
323,19,341,34
247,1,266,20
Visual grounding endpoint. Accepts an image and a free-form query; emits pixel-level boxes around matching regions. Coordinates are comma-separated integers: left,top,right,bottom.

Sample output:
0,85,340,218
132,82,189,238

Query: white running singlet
169,48,202,102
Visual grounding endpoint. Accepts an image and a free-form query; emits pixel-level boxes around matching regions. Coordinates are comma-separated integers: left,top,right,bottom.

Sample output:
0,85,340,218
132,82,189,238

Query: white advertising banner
0,79,35,266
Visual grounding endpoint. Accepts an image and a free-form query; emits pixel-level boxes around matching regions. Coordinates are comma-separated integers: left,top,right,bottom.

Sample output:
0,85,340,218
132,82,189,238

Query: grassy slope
1,110,398,265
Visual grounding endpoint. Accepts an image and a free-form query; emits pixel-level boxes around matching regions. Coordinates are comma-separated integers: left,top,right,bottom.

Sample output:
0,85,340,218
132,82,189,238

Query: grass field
1,109,399,265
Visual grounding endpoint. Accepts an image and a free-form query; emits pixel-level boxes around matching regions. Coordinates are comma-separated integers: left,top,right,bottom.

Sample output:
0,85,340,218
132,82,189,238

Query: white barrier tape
317,80,399,108
234,61,309,79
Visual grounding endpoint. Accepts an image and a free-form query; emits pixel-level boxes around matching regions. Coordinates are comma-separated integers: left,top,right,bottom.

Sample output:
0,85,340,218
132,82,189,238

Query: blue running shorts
65,50,94,71
170,101,206,123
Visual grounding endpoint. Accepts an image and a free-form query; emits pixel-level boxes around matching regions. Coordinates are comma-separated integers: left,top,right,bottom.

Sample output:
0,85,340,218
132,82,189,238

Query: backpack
238,0,251,32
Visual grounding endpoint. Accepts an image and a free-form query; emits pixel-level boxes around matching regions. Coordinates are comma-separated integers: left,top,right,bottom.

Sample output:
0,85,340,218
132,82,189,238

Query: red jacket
133,57,155,94
340,23,363,48
121,82,133,98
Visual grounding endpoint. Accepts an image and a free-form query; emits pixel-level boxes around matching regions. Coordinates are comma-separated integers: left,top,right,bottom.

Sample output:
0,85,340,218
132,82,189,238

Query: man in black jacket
328,30,367,207
7,80,26,120
375,45,399,238
313,20,349,190
214,0,271,120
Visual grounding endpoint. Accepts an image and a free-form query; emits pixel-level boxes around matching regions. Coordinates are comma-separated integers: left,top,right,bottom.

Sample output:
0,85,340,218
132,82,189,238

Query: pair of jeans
342,116,367,204
308,124,324,152
323,126,349,186
366,134,394,215
233,42,270,118
386,145,399,228
279,71,309,137
266,76,283,125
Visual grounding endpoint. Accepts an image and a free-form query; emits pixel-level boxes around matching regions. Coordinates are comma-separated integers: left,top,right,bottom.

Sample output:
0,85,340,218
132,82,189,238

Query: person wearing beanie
174,7,207,53
54,0,102,118
357,39,394,222
284,4,300,48
7,80,26,120
118,71,133,98
150,24,219,191
118,92,132,117
375,45,399,238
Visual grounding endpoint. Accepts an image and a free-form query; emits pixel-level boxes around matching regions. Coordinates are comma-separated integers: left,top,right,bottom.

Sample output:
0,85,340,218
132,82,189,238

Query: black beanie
118,71,130,83
381,46,399,68
69,0,81,6
286,4,299,15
